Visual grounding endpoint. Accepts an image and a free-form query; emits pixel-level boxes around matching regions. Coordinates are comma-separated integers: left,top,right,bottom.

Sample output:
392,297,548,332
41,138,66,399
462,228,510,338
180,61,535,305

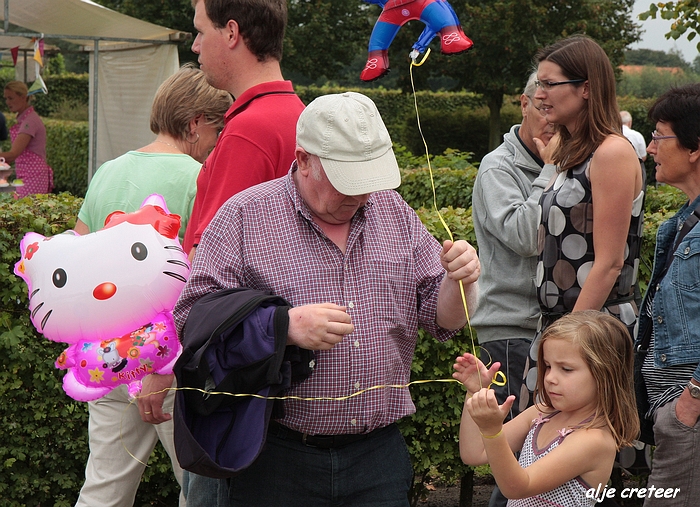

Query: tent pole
4,0,8,33
90,39,99,182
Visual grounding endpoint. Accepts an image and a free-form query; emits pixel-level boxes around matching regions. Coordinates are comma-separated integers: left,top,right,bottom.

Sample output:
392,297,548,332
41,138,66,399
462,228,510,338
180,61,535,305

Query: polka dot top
535,154,644,335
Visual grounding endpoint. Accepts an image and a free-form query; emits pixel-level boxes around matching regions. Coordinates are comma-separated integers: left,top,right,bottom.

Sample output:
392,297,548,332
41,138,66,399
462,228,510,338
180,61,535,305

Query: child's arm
482,416,616,499
459,387,534,465
453,352,521,464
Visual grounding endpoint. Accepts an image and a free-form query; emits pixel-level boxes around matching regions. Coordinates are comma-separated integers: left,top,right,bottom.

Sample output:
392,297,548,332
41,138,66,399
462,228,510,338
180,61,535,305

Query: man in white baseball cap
296,91,401,196
174,91,481,506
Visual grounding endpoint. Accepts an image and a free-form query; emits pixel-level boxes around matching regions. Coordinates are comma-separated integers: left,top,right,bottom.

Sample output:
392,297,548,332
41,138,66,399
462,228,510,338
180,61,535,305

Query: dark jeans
479,339,530,507
479,338,530,422
228,423,413,506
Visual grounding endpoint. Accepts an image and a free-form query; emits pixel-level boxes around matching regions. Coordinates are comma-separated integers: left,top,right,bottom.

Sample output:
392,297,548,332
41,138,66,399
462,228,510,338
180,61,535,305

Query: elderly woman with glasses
522,36,645,402
635,83,700,505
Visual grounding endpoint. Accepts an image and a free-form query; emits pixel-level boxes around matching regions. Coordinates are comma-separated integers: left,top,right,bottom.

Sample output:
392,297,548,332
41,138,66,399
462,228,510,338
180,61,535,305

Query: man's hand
676,388,700,427
533,132,560,166
287,303,354,350
137,373,174,424
441,240,480,285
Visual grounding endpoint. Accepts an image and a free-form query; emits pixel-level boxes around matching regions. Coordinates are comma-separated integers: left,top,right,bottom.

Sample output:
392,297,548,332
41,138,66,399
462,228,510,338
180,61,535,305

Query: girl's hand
467,388,514,437
452,352,502,395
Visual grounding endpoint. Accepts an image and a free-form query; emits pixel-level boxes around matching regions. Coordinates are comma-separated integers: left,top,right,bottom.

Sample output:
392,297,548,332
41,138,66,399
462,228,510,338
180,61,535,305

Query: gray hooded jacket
471,125,556,343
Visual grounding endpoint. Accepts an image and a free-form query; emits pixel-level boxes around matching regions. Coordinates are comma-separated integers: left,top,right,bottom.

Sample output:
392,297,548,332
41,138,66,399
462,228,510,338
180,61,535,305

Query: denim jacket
636,194,700,382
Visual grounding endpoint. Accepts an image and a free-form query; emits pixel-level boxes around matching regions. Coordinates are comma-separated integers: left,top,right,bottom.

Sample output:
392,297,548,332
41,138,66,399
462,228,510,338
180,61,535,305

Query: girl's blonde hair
535,35,622,171
535,311,639,449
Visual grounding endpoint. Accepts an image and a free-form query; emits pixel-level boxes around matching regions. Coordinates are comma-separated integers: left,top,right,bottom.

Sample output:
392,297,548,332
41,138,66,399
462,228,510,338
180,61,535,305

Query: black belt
268,421,373,449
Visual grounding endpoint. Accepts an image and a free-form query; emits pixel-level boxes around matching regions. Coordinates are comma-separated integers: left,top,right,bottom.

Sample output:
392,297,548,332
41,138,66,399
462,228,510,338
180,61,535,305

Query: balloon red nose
93,282,117,300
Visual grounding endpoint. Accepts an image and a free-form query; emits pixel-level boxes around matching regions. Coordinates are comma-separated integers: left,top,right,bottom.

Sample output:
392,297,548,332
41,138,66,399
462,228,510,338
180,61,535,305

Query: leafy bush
397,152,478,211
638,184,687,294
44,119,90,197
403,206,478,504
0,193,179,506
27,74,90,118
401,102,522,162
617,66,700,99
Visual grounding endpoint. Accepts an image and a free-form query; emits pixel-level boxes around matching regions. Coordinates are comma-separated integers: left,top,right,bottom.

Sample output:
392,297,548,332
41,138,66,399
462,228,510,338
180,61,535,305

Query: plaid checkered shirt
174,166,458,435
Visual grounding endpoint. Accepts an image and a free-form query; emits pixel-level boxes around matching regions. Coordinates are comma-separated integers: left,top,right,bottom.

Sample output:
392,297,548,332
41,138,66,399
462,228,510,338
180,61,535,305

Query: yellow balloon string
120,53,513,463
409,51,505,391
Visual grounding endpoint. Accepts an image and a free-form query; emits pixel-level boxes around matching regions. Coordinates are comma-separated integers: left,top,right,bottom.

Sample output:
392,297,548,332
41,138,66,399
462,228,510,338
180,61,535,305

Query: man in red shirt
146,1,304,505
183,0,306,258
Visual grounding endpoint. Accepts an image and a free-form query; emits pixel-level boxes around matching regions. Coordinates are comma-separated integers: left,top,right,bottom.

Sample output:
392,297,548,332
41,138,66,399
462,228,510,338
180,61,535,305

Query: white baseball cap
296,92,401,196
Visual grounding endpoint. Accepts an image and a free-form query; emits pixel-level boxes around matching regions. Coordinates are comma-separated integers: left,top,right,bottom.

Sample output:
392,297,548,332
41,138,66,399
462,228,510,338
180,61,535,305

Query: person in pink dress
1,81,53,197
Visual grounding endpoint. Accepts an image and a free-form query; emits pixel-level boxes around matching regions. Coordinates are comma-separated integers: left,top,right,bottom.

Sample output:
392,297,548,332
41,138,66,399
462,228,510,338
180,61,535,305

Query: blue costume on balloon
361,0,473,81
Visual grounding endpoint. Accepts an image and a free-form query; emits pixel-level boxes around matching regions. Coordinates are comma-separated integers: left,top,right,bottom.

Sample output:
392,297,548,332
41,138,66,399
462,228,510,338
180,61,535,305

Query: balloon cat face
14,199,190,344
14,196,190,401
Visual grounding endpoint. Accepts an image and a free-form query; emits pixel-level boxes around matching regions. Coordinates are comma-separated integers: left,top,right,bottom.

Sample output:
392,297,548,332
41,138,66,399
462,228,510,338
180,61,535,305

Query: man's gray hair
523,71,538,99
620,110,633,126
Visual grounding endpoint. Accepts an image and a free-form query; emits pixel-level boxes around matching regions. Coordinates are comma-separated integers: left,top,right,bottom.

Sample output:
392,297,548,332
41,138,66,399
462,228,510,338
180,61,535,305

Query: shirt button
657,316,663,324
354,340,360,348
354,382,361,390
660,354,667,362
348,301,355,309
685,247,691,255
350,419,357,426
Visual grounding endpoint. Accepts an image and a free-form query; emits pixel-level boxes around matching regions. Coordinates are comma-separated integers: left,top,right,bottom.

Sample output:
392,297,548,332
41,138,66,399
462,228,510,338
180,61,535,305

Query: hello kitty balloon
55,315,180,401
14,194,190,401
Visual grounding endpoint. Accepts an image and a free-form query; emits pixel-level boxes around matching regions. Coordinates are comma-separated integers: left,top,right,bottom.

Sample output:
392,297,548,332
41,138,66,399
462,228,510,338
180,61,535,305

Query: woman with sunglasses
522,36,644,405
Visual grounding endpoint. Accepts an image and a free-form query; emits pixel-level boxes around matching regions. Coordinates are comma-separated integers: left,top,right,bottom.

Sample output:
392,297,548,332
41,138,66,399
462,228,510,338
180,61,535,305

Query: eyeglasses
526,97,547,117
534,79,585,91
650,130,678,145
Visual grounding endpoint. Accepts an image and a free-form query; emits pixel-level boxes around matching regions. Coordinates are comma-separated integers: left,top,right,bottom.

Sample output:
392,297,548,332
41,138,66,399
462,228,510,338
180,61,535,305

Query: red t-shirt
183,81,305,253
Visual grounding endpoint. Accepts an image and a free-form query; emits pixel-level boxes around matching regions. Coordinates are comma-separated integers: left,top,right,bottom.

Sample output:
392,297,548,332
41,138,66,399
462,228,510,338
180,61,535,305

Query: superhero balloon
360,0,473,82
14,194,190,401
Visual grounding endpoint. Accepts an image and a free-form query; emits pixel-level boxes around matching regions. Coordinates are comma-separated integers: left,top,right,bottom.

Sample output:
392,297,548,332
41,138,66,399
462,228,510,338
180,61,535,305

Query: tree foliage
283,0,372,83
451,0,641,150
92,0,198,63
640,1,700,53
624,48,690,68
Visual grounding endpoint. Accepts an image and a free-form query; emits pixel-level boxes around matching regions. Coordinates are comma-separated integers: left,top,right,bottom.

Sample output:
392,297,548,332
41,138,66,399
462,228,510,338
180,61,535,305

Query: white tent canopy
0,0,190,180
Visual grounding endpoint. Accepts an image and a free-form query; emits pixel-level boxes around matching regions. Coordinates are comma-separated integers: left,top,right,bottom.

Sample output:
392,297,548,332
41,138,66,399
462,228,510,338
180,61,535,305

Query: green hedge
19,84,658,199
0,193,180,507
22,74,89,118
45,119,90,197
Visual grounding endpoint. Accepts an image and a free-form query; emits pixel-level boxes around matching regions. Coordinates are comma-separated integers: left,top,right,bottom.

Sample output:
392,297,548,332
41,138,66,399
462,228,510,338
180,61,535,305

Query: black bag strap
639,201,700,351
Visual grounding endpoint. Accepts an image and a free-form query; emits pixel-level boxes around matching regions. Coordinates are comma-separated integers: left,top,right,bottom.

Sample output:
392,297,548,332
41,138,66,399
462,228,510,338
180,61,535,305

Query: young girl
454,311,639,506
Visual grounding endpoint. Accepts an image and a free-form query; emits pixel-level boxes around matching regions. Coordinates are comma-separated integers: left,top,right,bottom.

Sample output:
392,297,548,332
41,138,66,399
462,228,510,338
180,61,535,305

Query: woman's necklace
154,139,181,151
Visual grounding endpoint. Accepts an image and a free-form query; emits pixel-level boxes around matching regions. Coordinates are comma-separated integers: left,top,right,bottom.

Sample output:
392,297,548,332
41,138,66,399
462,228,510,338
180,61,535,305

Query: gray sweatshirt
471,125,556,343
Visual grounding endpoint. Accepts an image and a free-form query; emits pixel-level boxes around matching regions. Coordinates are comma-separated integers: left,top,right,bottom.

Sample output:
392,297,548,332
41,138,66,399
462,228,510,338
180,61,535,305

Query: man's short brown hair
194,0,286,62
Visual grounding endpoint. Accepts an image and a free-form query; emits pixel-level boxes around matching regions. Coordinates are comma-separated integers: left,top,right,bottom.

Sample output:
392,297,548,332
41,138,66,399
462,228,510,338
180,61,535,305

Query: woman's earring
187,131,200,145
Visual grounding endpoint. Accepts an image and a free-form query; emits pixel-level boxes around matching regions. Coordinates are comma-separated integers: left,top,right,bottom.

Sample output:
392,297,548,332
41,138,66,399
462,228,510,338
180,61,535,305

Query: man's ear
295,147,311,175
225,19,240,49
519,94,529,118
690,141,700,164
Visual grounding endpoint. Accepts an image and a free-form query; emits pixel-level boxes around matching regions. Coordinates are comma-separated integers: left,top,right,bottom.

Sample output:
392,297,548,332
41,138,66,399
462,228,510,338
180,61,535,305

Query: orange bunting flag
33,39,43,67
